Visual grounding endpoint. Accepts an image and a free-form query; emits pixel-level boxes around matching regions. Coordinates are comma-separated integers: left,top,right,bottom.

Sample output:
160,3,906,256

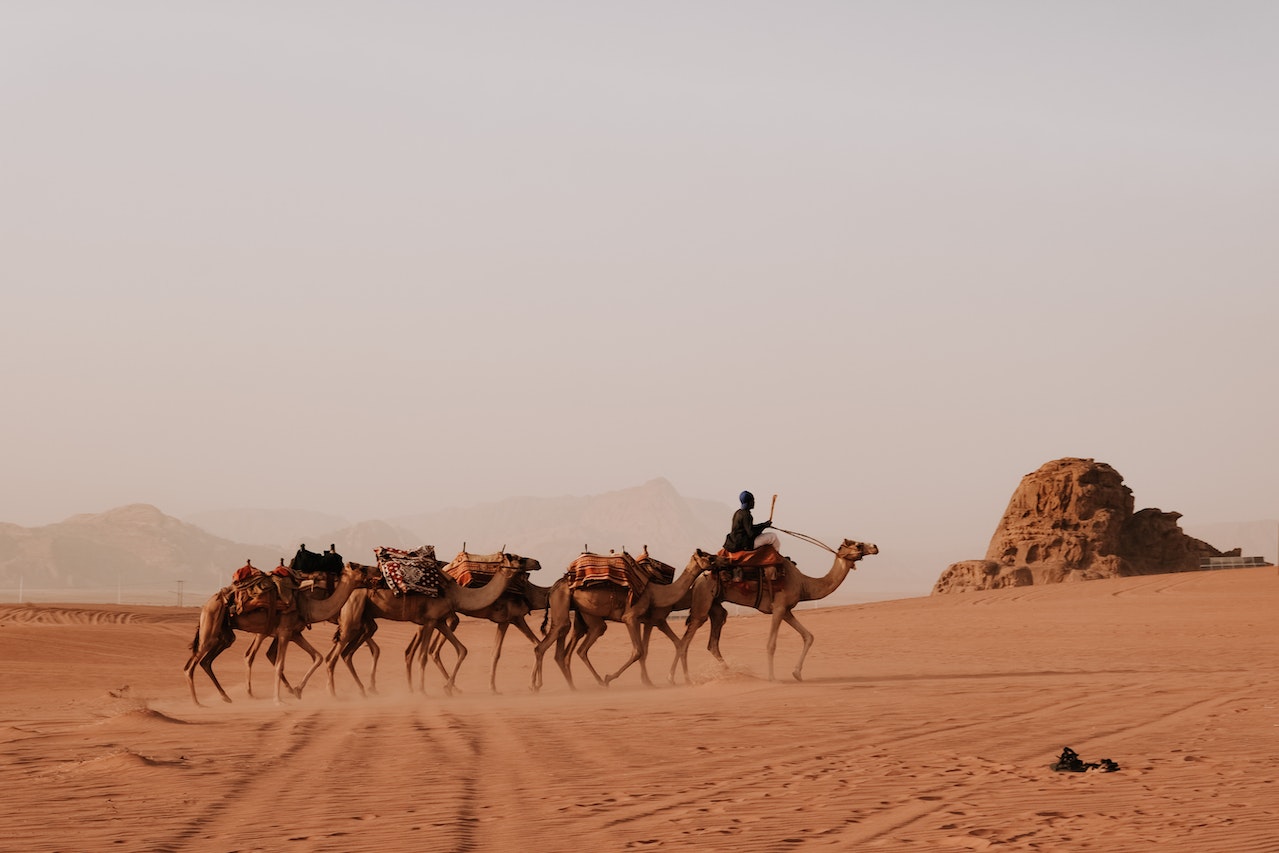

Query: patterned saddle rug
376,546,445,596
564,550,646,592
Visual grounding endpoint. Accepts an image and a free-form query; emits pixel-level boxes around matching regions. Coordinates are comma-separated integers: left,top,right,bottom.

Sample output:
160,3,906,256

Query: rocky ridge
933,458,1227,594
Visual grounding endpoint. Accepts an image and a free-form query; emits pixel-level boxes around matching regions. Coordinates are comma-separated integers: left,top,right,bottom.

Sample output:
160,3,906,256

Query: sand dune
1,567,1276,852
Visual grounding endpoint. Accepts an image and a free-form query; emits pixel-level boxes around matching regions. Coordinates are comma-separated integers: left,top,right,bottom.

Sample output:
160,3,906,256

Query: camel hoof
792,671,803,682
220,695,233,704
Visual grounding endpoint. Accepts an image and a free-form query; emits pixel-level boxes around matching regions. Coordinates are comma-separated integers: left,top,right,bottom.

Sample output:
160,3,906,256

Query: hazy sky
3,3,1276,576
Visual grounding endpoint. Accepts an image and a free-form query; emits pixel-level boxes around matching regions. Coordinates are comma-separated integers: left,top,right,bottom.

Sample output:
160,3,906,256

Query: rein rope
773,526,839,555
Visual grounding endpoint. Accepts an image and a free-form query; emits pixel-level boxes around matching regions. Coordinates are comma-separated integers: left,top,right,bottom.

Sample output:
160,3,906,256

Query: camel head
838,540,879,565
505,553,542,573
686,549,716,577
345,561,384,588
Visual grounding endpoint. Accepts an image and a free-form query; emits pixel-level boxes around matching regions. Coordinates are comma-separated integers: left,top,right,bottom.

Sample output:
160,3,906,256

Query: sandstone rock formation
933,458,1226,594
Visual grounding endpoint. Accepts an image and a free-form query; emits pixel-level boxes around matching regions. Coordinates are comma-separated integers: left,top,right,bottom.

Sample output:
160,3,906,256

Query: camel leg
272,636,289,705
645,620,683,685
637,623,656,685
531,618,574,692
706,601,729,665
530,634,549,692
405,629,423,692
406,627,441,693
263,635,305,699
436,623,468,695
244,634,267,698
572,616,609,686
781,610,815,682
511,615,540,647
553,628,577,689
187,628,235,706
339,639,370,698
291,633,326,698
671,617,704,685
531,628,560,692
424,628,452,684
603,617,648,687
423,613,460,685
365,635,381,693
489,622,510,694
670,580,724,684
323,628,347,698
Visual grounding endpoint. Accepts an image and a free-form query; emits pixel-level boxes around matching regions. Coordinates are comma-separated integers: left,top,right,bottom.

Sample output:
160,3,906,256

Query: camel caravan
183,532,878,706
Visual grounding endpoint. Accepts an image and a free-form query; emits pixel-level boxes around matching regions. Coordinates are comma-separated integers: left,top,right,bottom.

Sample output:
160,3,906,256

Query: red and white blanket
376,546,444,596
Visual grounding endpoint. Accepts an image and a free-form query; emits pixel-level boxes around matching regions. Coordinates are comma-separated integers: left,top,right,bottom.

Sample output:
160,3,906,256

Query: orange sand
1,567,1276,852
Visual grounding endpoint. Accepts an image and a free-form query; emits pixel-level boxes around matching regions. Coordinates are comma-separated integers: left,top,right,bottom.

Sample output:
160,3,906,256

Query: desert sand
1,566,1276,852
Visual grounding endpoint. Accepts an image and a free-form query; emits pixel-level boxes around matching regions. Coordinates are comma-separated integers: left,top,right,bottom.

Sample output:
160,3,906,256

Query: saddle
228,563,290,616
635,548,676,585
715,544,787,583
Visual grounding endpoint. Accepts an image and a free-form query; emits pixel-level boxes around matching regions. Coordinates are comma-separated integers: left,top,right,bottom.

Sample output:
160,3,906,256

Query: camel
324,562,518,698
669,538,877,683
183,561,380,706
412,562,553,693
531,549,714,691
565,551,725,685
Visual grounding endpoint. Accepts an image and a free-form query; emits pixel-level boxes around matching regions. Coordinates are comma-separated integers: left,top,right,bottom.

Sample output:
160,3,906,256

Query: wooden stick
769,494,777,522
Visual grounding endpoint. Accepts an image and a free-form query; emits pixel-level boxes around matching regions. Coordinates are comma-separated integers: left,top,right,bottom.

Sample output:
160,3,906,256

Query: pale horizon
3,4,1275,582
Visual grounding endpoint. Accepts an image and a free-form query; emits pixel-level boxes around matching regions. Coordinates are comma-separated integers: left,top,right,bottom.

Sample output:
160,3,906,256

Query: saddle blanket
228,565,292,614
565,551,645,592
717,544,787,568
635,551,676,585
444,551,508,588
376,546,444,597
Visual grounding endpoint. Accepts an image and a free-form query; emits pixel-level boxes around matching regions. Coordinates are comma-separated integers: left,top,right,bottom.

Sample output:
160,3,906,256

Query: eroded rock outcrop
933,458,1225,594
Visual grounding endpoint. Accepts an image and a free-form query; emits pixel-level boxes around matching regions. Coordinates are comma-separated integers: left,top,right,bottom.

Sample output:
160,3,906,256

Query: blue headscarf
739,491,754,508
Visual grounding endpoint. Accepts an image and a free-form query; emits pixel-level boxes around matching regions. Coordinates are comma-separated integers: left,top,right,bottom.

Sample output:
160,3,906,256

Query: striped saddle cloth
565,551,646,592
444,551,509,588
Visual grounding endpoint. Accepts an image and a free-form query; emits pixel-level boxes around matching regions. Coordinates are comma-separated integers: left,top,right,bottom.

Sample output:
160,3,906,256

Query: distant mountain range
0,478,732,600
3,479,1269,605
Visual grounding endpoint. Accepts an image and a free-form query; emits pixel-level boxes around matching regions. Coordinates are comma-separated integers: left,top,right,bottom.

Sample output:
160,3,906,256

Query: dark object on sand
1051,746,1119,773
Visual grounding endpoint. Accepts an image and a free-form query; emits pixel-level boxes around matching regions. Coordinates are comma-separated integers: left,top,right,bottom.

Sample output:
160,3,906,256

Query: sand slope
1,567,1276,852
